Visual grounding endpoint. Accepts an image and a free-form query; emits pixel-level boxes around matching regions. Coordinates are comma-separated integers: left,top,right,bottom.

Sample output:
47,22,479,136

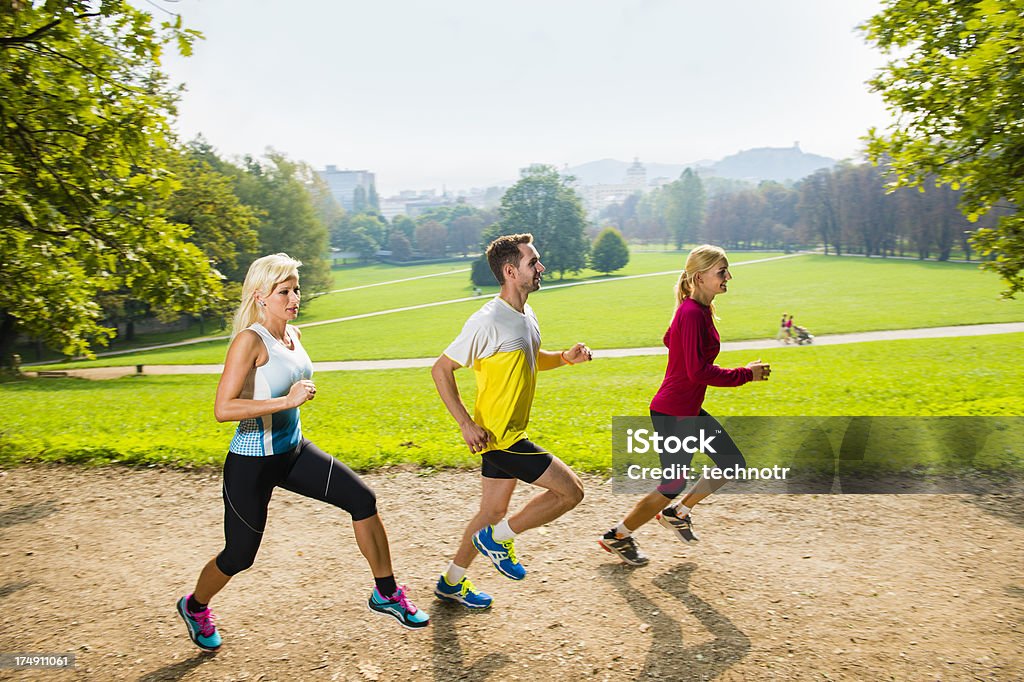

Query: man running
431,233,591,609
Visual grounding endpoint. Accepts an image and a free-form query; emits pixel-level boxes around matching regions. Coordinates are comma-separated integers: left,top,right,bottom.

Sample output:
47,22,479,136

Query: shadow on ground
137,652,218,682
431,603,511,681
600,562,750,681
0,500,59,529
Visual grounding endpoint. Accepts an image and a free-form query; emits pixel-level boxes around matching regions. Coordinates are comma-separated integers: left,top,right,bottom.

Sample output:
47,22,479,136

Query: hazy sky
153,0,893,194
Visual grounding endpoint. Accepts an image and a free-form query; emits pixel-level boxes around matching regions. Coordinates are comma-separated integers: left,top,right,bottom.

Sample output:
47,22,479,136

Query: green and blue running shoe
434,574,493,609
176,594,222,652
472,525,526,580
368,585,430,630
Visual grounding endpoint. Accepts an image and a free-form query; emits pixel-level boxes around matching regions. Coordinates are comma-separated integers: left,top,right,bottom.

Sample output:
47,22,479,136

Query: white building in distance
573,158,648,216
319,166,375,212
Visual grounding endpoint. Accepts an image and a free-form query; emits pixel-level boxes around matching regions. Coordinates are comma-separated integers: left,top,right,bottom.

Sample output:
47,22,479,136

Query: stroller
793,325,814,345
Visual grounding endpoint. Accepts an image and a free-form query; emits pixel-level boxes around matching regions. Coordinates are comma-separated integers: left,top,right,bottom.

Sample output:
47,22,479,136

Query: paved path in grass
35,253,808,362
26,321,1024,380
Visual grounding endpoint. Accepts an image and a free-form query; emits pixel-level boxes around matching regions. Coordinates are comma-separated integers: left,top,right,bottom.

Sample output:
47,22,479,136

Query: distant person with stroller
792,324,814,345
775,313,788,342
598,244,771,566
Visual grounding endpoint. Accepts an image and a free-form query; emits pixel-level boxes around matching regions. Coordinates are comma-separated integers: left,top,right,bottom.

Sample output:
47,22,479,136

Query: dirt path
22,322,1024,381
1,465,1021,681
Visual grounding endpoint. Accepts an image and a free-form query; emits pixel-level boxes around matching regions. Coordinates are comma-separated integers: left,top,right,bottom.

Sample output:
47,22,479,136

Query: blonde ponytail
674,270,694,305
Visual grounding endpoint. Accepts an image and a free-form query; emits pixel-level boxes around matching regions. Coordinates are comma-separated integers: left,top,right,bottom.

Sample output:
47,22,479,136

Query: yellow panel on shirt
444,296,541,452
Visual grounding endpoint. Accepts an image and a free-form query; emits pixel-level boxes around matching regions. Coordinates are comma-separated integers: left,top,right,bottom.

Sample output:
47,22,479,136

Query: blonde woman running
598,245,771,566
176,254,428,652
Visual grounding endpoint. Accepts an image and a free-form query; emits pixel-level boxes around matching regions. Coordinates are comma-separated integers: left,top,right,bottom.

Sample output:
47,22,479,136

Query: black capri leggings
651,409,746,499
215,439,377,576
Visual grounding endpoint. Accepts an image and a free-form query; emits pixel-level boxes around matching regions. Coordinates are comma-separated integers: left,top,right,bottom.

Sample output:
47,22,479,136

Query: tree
367,182,380,212
95,144,261,341
797,169,842,255
307,167,345,247
834,163,893,257
388,232,412,261
498,165,589,278
635,189,670,245
390,214,414,240
347,227,379,262
232,152,331,294
0,2,220,361
863,0,1024,296
448,214,485,255
165,145,260,282
350,213,387,247
352,185,368,214
471,222,504,286
590,227,630,274
471,255,499,286
665,168,706,248
600,192,641,237
415,220,448,258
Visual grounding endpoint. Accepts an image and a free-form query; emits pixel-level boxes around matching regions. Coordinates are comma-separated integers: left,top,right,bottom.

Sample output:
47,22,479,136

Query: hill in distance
566,144,839,186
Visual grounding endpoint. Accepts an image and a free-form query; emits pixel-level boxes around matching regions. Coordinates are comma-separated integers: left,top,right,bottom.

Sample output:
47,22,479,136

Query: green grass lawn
4,333,1020,472
33,251,770,367
43,253,1022,368
326,261,475,290
309,251,713,322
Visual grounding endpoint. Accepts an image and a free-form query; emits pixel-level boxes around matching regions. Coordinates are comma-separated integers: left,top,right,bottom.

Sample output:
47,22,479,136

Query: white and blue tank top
229,323,314,456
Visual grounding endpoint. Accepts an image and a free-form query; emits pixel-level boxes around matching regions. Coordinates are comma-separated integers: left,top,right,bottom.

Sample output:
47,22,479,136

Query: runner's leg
453,476,517,569
506,456,584,534
278,440,387,574
676,411,745,510
622,489,675,532
280,440,428,626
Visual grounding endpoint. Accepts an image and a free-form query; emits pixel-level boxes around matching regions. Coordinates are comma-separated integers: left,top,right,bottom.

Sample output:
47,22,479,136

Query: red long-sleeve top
649,297,753,417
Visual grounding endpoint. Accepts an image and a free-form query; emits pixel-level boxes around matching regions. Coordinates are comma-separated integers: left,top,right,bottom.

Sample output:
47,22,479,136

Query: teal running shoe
176,595,222,652
367,585,430,629
472,525,526,580
434,574,493,609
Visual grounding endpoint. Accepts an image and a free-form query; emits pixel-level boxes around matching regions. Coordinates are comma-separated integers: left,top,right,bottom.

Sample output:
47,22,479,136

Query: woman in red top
598,245,771,566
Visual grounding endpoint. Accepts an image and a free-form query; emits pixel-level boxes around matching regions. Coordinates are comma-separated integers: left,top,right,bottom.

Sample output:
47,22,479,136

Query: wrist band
561,351,575,365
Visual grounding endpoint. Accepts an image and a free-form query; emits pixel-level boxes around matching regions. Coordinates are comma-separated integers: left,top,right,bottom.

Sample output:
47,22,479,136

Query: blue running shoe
434,574,493,609
367,585,430,630
176,594,222,652
472,525,526,580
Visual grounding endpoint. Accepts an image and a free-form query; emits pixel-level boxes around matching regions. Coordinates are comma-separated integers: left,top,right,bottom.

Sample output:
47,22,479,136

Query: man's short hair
486,233,534,284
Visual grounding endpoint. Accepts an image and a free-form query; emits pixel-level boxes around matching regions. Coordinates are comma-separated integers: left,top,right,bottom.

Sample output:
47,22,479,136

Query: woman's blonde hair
231,253,303,338
674,244,728,314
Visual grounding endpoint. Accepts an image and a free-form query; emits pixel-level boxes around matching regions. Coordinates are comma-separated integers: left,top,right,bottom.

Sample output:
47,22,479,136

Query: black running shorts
650,409,746,499
481,439,553,483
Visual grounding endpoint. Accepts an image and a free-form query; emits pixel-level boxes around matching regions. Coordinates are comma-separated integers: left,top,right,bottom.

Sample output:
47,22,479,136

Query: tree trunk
0,311,17,369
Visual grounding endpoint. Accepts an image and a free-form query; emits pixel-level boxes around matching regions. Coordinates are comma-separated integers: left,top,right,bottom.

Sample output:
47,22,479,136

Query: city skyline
155,0,893,195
